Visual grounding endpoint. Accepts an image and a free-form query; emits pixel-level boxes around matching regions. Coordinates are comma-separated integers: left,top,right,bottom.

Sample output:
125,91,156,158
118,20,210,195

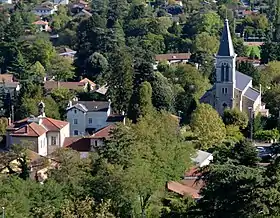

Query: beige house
6,101,69,156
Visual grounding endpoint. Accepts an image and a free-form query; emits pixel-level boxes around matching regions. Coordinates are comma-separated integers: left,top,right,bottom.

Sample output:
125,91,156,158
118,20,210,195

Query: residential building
53,0,69,5
63,124,115,157
57,47,76,58
32,20,51,32
200,19,268,117
6,101,69,156
0,74,20,99
154,53,191,70
66,100,124,136
44,78,96,92
32,2,58,16
191,150,213,168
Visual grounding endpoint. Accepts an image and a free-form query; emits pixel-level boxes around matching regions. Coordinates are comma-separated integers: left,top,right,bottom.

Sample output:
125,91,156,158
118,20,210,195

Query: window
95,141,98,147
222,87,228,94
51,136,57,145
74,130,79,135
74,109,77,114
74,119,78,124
88,118,92,124
221,63,230,81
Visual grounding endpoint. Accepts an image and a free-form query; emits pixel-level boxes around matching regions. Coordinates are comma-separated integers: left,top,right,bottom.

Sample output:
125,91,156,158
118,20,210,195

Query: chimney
25,125,28,133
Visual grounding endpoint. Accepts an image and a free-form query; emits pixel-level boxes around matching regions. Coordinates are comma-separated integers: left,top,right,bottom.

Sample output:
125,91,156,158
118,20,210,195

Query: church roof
235,71,252,91
217,19,235,57
244,87,260,101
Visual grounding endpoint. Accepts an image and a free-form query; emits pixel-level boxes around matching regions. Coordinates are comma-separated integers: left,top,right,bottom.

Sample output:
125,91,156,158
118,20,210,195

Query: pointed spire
217,19,235,57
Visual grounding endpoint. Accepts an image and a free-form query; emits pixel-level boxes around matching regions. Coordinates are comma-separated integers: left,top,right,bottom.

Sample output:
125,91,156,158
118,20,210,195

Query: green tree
192,163,265,217
197,11,222,36
107,48,133,113
151,72,174,112
48,55,74,81
223,108,249,129
27,38,56,69
29,61,46,81
96,111,194,217
139,81,154,117
193,32,219,55
86,52,109,80
190,103,226,150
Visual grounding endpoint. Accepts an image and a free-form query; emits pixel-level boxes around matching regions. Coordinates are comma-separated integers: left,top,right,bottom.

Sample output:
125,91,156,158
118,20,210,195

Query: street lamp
2,207,4,218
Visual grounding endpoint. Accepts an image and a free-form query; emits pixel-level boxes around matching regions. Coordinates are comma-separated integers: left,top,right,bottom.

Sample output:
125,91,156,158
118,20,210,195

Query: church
200,19,268,117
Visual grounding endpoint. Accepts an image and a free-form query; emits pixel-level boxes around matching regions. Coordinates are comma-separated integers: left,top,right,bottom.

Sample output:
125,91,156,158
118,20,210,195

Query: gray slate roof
72,101,109,112
217,19,235,57
236,71,252,91
244,87,260,101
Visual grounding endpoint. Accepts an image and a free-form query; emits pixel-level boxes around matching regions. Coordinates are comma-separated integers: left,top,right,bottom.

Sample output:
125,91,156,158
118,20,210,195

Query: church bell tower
215,19,237,115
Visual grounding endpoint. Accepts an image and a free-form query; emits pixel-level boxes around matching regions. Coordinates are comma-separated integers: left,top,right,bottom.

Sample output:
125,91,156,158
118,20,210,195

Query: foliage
95,111,194,217
48,55,75,81
223,108,249,129
225,124,245,144
107,47,133,113
237,61,260,86
193,32,219,54
254,129,280,142
139,81,154,117
190,103,226,150
151,72,174,112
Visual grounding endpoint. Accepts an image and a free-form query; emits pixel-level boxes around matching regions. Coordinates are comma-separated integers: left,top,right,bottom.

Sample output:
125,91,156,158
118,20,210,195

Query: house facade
6,101,69,156
66,100,123,136
200,19,268,117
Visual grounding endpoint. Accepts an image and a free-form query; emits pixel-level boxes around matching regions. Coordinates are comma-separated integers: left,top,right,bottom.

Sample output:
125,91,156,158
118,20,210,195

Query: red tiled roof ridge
45,117,67,129
29,122,46,136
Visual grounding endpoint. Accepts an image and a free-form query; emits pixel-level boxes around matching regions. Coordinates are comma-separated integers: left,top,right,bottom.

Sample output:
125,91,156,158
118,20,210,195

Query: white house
66,100,124,136
0,0,12,4
53,0,69,5
32,2,58,16
6,101,69,156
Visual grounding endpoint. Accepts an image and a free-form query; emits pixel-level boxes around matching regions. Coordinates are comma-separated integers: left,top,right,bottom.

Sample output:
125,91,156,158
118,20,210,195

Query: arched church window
221,63,229,81
225,63,229,81
221,63,225,81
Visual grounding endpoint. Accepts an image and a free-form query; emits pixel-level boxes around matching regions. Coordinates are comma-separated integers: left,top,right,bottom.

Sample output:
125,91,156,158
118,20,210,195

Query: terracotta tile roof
155,53,191,62
42,117,68,131
10,122,47,137
90,124,115,139
167,181,202,199
236,56,261,63
44,81,86,90
7,117,68,137
44,78,95,91
80,78,96,86
33,20,48,25
0,74,13,82
63,137,91,152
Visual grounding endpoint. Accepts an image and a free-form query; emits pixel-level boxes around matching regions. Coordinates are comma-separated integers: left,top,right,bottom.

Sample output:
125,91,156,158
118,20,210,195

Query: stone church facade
200,19,268,117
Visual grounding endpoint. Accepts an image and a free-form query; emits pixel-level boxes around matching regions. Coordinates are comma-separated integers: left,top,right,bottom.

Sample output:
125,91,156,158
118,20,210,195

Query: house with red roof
44,78,96,92
6,101,69,156
63,124,115,157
